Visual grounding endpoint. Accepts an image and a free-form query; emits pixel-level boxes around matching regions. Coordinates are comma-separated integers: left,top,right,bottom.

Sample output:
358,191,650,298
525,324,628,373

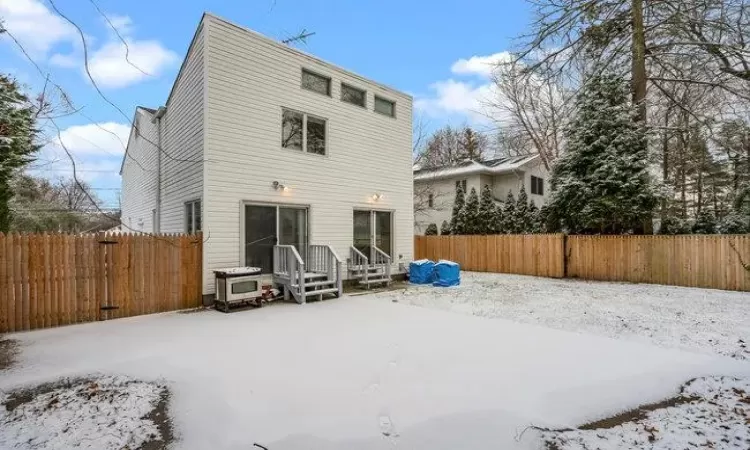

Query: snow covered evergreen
478,184,498,234
424,223,438,236
514,185,531,233
440,220,451,235
500,191,517,234
547,74,657,234
461,187,480,235
449,184,466,234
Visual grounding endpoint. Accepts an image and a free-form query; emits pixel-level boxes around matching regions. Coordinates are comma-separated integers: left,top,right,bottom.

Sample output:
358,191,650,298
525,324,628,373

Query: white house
413,155,550,234
120,13,413,303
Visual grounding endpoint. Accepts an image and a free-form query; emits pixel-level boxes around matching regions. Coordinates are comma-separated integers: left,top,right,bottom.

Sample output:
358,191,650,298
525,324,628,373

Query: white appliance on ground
214,267,263,312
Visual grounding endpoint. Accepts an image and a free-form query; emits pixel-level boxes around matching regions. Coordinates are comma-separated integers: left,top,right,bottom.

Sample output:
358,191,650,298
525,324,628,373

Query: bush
440,220,451,235
424,223,438,236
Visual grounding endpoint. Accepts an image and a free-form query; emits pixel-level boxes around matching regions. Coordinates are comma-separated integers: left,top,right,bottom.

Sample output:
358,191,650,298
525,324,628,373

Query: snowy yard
1,274,749,449
378,272,750,360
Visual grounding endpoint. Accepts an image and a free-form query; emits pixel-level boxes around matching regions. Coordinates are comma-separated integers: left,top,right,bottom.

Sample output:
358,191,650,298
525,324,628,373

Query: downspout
152,106,166,233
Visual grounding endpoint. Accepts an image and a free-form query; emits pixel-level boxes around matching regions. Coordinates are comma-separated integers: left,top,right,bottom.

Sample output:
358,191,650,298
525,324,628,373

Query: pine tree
478,184,498,234
461,187,480,235
515,185,531,233
501,191,517,233
692,209,717,234
547,74,657,234
424,223,438,236
495,205,506,234
440,220,451,235
449,184,466,234
659,215,691,235
461,126,485,161
0,75,40,232
538,204,551,233
528,200,542,233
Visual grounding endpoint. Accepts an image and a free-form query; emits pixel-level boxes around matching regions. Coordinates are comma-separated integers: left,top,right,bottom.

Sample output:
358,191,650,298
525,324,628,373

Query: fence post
562,234,569,278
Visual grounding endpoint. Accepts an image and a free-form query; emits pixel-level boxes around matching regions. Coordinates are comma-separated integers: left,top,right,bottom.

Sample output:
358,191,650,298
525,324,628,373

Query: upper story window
374,96,395,117
341,83,366,107
531,176,544,195
281,108,327,156
455,179,467,192
428,193,434,208
185,200,202,234
301,69,331,96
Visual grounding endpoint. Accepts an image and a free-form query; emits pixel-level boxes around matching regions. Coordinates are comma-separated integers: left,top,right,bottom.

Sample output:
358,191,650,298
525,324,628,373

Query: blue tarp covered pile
409,259,460,287
433,260,461,287
409,259,435,284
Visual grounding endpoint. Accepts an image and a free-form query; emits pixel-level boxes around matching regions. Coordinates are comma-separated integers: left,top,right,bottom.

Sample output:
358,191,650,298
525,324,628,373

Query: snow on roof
413,154,540,181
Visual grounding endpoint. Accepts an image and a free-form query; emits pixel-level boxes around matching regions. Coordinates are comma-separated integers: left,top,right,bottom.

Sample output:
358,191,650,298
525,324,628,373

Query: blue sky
1,0,531,207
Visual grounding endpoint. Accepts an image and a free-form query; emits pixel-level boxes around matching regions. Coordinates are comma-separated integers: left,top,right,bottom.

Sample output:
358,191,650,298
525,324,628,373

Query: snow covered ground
0,375,168,450
1,281,749,449
379,272,750,360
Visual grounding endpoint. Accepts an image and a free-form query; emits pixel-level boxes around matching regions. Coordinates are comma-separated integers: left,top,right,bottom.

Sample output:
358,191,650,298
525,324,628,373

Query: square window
301,69,331,96
374,96,395,117
282,109,303,150
455,179,467,192
341,83,366,107
307,116,326,155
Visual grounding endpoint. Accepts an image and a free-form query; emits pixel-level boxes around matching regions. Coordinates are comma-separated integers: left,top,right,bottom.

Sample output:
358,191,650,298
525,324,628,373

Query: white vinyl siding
120,109,159,233
159,23,205,233
203,14,413,294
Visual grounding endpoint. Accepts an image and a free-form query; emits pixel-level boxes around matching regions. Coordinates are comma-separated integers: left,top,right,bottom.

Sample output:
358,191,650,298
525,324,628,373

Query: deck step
302,287,339,297
292,280,335,288
304,272,328,279
358,278,391,285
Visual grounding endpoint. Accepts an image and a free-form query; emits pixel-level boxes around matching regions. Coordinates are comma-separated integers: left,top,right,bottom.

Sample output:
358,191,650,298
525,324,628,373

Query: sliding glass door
244,204,308,274
352,210,393,259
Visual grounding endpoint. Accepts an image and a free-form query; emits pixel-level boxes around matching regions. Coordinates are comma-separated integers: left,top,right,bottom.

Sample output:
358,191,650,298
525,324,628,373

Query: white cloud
450,51,512,78
0,0,76,56
88,39,178,88
56,122,131,157
416,52,516,124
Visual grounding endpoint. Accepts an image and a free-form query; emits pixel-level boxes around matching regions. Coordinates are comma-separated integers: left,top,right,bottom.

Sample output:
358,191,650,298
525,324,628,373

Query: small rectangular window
455,179,467,192
341,83,366,107
282,109,303,150
306,115,326,155
301,69,331,96
428,193,434,208
185,200,201,234
531,176,544,195
374,96,395,117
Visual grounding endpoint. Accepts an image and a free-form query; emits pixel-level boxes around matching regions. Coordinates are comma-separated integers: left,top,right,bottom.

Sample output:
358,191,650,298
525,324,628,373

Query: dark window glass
374,96,395,117
307,116,326,155
282,109,303,150
301,69,330,96
341,83,366,107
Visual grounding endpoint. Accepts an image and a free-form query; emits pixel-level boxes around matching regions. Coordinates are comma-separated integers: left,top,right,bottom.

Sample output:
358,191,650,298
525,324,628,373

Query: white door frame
239,201,310,269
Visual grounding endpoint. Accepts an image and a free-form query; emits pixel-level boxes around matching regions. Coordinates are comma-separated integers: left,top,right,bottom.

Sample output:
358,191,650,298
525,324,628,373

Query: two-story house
120,13,413,303
413,155,550,234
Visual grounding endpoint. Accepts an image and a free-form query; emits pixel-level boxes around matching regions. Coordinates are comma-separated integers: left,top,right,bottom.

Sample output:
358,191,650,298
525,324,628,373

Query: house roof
137,106,157,114
413,154,540,181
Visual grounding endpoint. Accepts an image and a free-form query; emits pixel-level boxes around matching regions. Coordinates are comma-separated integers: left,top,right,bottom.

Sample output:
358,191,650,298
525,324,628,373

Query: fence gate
0,232,203,333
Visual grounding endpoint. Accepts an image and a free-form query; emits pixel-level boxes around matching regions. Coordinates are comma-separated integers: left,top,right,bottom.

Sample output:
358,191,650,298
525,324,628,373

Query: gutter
152,106,166,233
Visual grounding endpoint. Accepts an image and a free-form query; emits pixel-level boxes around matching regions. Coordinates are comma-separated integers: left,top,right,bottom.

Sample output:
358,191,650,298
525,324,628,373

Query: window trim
340,83,367,108
374,95,396,118
301,68,331,97
185,199,202,234
280,107,328,156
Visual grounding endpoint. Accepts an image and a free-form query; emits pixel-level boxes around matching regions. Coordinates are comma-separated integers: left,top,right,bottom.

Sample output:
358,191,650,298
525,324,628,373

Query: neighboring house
413,155,550,234
120,13,413,303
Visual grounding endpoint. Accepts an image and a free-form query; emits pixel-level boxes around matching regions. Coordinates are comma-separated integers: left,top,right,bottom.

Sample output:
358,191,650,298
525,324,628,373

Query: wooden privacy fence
415,234,565,278
415,234,750,291
567,235,750,291
0,233,203,333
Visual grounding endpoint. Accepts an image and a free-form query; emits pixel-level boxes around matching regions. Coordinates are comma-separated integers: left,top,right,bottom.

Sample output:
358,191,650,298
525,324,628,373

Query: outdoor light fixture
272,181,288,191
371,193,382,201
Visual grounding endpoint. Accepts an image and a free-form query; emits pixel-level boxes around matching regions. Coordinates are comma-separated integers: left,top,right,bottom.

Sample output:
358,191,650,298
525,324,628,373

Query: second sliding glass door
352,210,392,260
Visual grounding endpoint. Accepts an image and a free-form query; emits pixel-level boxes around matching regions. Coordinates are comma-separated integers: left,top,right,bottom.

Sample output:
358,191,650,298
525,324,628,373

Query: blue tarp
409,259,435,284
433,260,460,287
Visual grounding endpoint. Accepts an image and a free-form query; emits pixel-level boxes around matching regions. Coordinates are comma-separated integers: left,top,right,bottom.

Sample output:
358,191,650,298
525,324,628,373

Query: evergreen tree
538,204,551,233
0,75,40,232
659,215,691,235
424,223,438,236
440,220,451,235
495,205,506,234
461,126,485,161
717,213,748,234
547,74,658,234
460,187,480,235
501,191,518,233
528,200,542,233
515,185,531,233
692,209,717,234
478,184,498,234
449,183,466,234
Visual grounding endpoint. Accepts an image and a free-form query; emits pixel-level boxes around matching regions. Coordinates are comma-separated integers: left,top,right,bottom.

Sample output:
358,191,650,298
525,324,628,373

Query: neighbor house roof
413,154,540,181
